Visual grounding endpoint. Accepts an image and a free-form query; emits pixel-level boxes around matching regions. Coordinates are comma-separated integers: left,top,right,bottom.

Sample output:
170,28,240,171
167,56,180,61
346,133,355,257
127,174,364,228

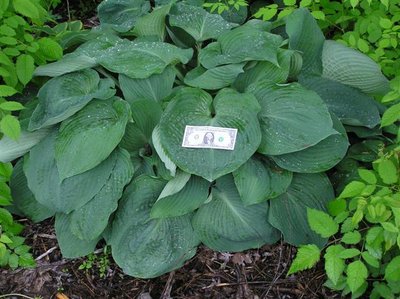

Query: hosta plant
1,1,391,278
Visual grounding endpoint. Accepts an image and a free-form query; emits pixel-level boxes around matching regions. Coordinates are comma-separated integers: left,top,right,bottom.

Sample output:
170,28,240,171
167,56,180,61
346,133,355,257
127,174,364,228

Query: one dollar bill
182,125,238,150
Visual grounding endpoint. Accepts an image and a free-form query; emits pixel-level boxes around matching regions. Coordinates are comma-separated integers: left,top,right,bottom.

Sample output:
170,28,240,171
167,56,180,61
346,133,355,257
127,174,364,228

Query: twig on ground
35,246,58,261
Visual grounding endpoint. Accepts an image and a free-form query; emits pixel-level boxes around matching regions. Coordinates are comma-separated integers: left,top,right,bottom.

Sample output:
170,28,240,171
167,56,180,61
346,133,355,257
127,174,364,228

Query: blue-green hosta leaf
119,66,176,102
0,128,51,163
10,160,55,223
199,24,283,69
233,50,293,92
152,125,176,177
98,0,150,32
169,3,236,41
33,33,122,77
55,212,100,258
233,156,292,205
98,39,193,79
109,175,199,278
151,174,210,218
159,88,261,181
322,40,390,95
300,76,380,128
24,131,123,213
29,70,115,131
132,4,171,40
55,98,130,180
268,173,334,247
271,113,349,173
247,81,336,155
192,175,280,252
184,63,245,90
120,99,162,159
69,148,134,241
286,8,324,76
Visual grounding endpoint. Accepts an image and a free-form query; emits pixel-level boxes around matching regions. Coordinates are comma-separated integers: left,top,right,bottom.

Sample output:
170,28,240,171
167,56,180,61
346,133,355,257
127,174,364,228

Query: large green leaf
192,175,280,251
286,8,324,75
151,174,210,218
247,81,336,155
119,99,162,168
159,88,261,181
33,34,122,77
98,0,150,32
169,3,236,41
268,173,334,247
29,69,115,131
152,125,177,176
10,160,55,223
270,113,349,173
119,66,176,102
24,130,121,213
69,148,134,241
232,156,292,205
199,24,282,69
132,4,171,40
300,76,380,128
0,128,50,163
184,63,245,90
322,40,390,95
55,212,100,258
109,175,199,278
55,98,130,180
233,50,293,92
97,39,193,79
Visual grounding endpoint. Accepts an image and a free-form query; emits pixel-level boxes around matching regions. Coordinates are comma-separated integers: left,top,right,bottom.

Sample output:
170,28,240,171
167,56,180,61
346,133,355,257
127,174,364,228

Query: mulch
0,219,341,299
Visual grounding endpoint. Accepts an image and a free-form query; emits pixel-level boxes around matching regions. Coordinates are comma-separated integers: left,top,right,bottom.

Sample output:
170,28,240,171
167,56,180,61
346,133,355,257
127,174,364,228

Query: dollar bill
182,125,238,150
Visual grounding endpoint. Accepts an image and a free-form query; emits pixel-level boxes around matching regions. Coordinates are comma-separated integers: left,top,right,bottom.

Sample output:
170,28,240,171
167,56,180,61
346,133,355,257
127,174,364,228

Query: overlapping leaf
270,113,349,173
300,76,381,128
97,39,193,79
199,23,282,69
184,63,245,90
286,8,324,75
29,69,115,130
247,81,336,155
233,157,292,205
55,98,130,179
151,173,210,218
24,131,129,213
119,66,176,102
268,173,334,247
322,40,390,95
169,3,236,41
98,0,150,32
109,175,199,278
192,175,280,251
10,160,55,223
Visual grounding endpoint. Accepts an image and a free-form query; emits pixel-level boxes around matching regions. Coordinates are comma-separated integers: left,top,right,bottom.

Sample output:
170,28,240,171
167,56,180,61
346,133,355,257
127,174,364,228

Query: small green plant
0,162,35,269
289,145,400,298
79,247,110,278
0,0,63,140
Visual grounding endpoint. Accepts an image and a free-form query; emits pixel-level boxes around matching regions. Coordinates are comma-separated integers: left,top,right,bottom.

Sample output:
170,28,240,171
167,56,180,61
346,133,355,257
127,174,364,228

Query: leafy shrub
0,162,35,269
0,0,63,140
2,1,392,278
289,145,400,298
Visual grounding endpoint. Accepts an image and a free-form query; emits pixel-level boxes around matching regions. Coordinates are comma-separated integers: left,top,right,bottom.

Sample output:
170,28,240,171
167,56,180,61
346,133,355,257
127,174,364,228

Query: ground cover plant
289,145,400,298
1,0,393,280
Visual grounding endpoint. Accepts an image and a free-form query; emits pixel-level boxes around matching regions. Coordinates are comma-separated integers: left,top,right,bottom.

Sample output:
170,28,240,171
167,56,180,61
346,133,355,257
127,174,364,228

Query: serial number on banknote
182,125,238,150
